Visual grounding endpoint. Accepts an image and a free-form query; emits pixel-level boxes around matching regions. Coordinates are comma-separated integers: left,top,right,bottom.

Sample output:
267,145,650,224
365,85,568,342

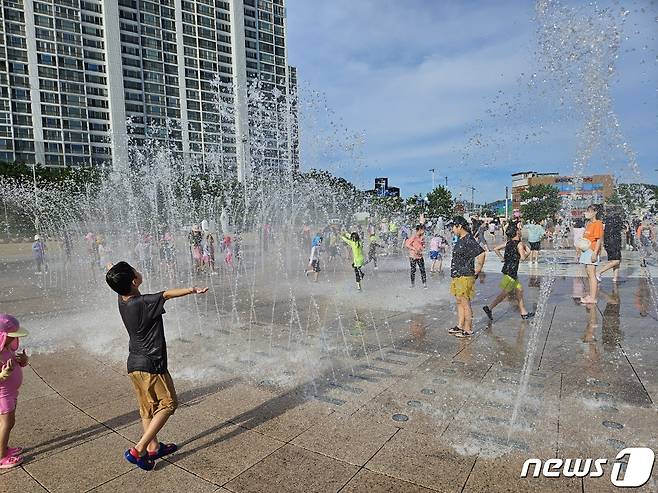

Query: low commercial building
511,171,614,217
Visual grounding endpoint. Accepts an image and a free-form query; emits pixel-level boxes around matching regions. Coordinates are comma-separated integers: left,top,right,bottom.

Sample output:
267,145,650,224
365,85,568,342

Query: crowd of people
295,205,656,338
3,204,655,470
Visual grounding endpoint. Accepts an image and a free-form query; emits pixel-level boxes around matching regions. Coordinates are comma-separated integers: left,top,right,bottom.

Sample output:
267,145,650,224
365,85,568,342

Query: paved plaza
0,245,657,492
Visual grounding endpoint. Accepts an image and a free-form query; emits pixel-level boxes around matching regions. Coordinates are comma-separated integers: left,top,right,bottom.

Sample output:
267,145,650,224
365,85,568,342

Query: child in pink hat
0,314,29,468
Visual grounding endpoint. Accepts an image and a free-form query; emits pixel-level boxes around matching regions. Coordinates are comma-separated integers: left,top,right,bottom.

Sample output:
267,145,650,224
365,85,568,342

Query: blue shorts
579,249,598,266
429,250,441,260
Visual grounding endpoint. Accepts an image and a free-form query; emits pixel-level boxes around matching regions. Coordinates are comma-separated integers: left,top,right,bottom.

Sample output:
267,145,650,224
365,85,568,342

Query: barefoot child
340,232,366,291
482,226,535,321
305,234,322,282
0,314,29,469
106,262,208,471
429,233,445,273
367,233,384,269
579,204,604,304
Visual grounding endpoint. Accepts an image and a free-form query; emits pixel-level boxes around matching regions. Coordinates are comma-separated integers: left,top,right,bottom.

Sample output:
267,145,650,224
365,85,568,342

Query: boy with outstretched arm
106,261,208,471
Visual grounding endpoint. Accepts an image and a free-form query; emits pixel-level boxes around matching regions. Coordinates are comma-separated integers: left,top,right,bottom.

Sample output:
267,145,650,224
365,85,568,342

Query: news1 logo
520,448,655,487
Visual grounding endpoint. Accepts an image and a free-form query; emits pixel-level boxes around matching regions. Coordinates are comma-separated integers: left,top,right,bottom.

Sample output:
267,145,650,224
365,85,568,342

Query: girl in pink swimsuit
0,314,29,469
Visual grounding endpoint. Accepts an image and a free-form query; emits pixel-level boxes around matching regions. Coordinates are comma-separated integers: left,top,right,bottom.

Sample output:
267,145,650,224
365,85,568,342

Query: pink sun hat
0,314,28,351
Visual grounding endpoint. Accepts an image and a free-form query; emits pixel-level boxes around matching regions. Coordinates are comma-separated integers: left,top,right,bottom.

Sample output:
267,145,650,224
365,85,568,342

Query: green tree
520,184,560,222
405,194,426,220
426,185,453,218
615,183,658,216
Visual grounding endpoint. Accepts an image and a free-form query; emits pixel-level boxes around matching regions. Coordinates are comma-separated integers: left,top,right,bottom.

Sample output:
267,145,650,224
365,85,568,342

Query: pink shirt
405,236,425,259
0,347,23,396
430,237,442,251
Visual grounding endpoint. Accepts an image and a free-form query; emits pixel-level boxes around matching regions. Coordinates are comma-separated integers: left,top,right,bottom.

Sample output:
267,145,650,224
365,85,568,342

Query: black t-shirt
118,291,168,374
604,216,623,248
451,234,485,278
502,240,521,279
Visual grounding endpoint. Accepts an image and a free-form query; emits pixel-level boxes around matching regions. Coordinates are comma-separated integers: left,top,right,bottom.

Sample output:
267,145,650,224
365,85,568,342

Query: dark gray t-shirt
118,291,168,374
451,234,485,278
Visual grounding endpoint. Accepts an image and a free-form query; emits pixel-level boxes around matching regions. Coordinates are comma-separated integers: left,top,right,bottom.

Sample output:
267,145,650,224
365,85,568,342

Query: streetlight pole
445,176,448,189
429,168,435,190
471,186,476,213
505,186,509,219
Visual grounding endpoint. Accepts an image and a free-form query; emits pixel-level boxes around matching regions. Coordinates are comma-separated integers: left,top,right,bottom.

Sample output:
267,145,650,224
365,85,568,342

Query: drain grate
420,388,435,395
392,413,409,422
602,420,624,430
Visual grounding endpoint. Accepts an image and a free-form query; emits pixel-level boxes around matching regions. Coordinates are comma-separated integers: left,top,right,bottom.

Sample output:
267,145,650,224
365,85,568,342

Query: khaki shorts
129,371,178,419
450,276,476,300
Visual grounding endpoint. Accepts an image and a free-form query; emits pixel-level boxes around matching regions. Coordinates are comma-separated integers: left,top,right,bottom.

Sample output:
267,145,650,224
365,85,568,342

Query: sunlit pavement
1,246,657,492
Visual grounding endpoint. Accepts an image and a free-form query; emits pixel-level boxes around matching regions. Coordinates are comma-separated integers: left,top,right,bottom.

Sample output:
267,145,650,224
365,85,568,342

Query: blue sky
286,0,657,202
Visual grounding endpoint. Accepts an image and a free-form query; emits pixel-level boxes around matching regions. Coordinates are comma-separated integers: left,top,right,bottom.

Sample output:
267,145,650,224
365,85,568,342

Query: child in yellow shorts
448,217,486,338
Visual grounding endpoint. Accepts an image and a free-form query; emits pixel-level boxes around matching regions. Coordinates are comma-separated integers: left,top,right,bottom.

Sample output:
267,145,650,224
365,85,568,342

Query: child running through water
429,232,445,273
340,231,366,291
483,226,535,321
106,262,208,471
0,314,29,469
305,234,322,282
367,233,384,269
405,224,427,288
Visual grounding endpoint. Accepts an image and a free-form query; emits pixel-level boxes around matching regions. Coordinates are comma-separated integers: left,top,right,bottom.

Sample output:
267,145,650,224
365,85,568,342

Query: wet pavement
1,245,657,492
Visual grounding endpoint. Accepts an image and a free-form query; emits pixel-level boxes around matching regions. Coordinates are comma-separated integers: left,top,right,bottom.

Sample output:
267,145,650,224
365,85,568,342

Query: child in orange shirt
579,204,604,304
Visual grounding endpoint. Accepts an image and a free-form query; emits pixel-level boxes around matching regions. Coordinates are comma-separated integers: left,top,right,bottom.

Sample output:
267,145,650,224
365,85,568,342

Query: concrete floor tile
24,432,133,493
292,412,398,466
340,468,434,492
89,463,220,492
169,423,285,485
462,456,582,492
237,396,334,441
224,443,358,493
365,429,477,491
186,383,278,422
0,467,49,491
13,395,111,463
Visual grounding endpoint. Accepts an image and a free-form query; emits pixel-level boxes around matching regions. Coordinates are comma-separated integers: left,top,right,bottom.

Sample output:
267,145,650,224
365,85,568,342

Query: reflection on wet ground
2,248,657,490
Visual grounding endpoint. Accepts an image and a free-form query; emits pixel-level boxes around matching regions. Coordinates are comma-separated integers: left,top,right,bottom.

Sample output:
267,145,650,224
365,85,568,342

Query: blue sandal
148,442,178,460
124,448,155,471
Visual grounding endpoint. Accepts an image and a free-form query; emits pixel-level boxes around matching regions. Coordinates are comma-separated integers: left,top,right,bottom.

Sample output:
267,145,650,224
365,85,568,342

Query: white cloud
287,0,658,199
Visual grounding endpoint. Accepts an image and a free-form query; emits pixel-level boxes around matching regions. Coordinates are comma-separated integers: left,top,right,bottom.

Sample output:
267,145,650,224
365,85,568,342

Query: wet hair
415,224,425,232
451,216,471,233
588,203,603,220
106,261,136,295
350,232,360,243
573,218,585,228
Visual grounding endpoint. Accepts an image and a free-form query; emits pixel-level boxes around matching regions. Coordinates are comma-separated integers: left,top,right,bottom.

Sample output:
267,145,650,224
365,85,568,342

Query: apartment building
0,0,298,179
